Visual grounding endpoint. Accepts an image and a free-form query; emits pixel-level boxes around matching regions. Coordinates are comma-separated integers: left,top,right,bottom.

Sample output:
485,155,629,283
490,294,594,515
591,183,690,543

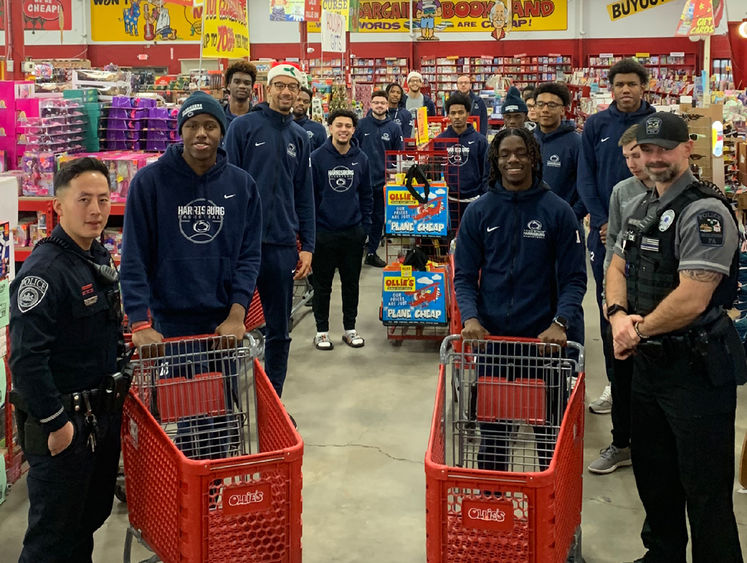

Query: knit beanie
267,62,306,85
178,91,227,135
407,71,423,83
502,86,528,114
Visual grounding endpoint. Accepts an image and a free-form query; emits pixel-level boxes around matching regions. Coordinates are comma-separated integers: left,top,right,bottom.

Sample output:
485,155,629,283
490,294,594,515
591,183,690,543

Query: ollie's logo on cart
222,483,272,516
462,499,514,532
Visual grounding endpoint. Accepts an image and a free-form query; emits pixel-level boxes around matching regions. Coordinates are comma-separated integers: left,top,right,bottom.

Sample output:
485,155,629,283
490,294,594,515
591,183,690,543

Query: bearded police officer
606,112,745,563
9,157,126,562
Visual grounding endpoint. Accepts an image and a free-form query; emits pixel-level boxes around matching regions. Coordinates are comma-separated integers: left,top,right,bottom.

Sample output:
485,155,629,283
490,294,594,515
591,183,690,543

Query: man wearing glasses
577,58,655,417
532,82,585,226
452,75,488,135
224,62,315,400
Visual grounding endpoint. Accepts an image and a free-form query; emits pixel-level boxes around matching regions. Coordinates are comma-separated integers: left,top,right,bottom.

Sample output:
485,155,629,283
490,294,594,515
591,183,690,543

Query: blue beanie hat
502,86,528,114
178,91,227,135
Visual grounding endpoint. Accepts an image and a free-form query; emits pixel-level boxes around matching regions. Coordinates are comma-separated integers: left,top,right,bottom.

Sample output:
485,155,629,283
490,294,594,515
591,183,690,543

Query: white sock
316,331,329,338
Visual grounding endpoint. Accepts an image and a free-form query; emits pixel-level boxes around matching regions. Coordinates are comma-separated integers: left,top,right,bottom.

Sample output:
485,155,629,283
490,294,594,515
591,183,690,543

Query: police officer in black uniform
9,157,127,563
606,113,745,563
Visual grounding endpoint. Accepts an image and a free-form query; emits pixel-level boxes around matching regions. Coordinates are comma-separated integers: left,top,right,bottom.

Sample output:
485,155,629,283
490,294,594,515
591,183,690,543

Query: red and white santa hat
267,61,306,85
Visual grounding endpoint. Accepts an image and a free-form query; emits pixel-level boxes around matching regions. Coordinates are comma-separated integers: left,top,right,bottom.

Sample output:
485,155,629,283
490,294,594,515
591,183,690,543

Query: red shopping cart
425,335,585,563
121,335,303,563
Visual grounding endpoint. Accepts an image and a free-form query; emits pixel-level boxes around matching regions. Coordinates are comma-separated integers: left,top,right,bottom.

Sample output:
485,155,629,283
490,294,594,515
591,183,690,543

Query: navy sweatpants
256,243,298,397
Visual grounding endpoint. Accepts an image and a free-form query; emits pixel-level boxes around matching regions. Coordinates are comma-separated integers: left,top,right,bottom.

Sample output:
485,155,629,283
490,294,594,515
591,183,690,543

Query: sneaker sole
587,458,632,474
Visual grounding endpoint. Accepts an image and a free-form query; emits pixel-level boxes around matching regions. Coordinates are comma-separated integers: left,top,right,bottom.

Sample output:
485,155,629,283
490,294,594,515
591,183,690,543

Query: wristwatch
552,315,569,330
606,304,628,318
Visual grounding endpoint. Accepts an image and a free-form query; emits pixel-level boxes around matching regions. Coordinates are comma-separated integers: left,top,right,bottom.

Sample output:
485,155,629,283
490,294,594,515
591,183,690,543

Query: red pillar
5,0,26,79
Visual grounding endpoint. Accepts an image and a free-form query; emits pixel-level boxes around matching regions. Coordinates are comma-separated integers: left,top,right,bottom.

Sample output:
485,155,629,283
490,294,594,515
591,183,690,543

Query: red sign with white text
221,483,273,516
461,499,515,532
0,0,73,30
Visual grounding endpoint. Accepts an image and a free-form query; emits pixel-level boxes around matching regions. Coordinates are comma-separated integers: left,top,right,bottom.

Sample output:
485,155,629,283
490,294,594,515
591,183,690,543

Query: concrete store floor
1,263,746,562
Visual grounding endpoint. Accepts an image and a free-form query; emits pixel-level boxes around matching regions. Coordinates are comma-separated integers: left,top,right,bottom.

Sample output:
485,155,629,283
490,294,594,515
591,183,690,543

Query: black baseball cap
635,112,689,150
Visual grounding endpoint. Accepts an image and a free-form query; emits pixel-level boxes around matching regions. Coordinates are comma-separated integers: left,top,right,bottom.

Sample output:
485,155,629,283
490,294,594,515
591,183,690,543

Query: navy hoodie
311,137,373,232
353,111,404,187
433,124,489,199
224,103,315,252
121,144,262,327
295,115,327,152
444,91,489,135
402,93,436,117
454,178,586,340
387,106,413,138
533,122,586,220
578,100,655,228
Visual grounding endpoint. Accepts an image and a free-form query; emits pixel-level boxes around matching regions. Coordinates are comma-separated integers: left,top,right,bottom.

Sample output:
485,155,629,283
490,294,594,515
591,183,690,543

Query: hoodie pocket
153,257,230,313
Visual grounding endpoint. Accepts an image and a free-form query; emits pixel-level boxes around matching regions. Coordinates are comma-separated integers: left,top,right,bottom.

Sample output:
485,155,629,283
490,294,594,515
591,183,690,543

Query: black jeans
603,324,633,448
312,226,366,332
20,411,121,563
631,340,742,563
366,184,385,255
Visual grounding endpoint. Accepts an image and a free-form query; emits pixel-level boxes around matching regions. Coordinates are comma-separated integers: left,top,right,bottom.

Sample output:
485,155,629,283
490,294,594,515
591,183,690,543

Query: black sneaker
365,253,386,267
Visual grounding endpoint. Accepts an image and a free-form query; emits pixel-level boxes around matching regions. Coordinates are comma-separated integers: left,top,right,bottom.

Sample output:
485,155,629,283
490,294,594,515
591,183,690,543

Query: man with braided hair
607,112,745,562
454,127,586,471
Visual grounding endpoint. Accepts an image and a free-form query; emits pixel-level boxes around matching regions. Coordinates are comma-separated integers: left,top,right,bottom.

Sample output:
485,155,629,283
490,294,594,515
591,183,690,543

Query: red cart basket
121,335,303,563
425,335,585,563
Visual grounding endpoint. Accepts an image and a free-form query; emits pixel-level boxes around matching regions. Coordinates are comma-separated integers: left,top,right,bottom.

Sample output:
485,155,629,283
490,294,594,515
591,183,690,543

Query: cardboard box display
381,263,448,325
385,181,449,237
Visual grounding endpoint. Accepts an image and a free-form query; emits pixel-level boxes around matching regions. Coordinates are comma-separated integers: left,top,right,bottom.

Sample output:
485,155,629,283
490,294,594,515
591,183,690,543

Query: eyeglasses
271,82,300,93
535,101,563,109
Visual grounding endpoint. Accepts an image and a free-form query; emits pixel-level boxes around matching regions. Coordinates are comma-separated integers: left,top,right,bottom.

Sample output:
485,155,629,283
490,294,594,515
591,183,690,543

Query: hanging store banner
306,0,322,21
308,1,565,34
90,0,202,42
607,0,677,22
202,0,249,58
0,0,73,31
675,0,715,36
321,10,346,52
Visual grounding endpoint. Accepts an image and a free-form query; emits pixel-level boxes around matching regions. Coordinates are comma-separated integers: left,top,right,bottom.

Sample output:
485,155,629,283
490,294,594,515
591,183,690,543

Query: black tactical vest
622,181,739,318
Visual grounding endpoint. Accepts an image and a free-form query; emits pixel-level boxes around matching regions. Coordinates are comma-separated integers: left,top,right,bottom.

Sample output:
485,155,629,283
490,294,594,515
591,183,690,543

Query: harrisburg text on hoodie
577,100,655,228
433,124,489,199
224,103,315,252
454,178,587,340
388,106,413,138
311,137,373,232
444,91,489,136
533,122,586,220
120,144,262,327
353,111,404,187
295,115,327,152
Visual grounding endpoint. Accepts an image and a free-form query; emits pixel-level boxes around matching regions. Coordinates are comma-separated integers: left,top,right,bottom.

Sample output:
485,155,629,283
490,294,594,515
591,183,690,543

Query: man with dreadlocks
454,127,586,472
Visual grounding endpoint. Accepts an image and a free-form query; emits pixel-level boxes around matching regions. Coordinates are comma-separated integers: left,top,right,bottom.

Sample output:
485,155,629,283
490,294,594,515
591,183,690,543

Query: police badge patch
18,276,49,313
696,211,724,246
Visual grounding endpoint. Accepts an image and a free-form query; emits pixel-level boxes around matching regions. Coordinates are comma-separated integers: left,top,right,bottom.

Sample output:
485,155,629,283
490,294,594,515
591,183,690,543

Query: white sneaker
589,385,612,414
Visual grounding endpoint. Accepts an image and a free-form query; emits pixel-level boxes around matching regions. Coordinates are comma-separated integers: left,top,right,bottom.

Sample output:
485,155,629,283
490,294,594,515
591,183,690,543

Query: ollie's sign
221,483,272,516
461,499,515,532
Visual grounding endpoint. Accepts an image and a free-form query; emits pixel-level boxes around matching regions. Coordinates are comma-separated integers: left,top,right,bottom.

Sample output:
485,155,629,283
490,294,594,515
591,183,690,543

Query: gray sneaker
589,384,612,414
588,444,632,474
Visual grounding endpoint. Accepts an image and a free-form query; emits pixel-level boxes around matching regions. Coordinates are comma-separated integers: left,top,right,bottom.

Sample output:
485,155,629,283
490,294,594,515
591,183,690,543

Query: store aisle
1,263,746,562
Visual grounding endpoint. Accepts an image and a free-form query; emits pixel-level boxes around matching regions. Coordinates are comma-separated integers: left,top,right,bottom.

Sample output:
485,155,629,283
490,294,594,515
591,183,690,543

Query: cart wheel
390,339,403,347
115,472,127,503
565,526,583,563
